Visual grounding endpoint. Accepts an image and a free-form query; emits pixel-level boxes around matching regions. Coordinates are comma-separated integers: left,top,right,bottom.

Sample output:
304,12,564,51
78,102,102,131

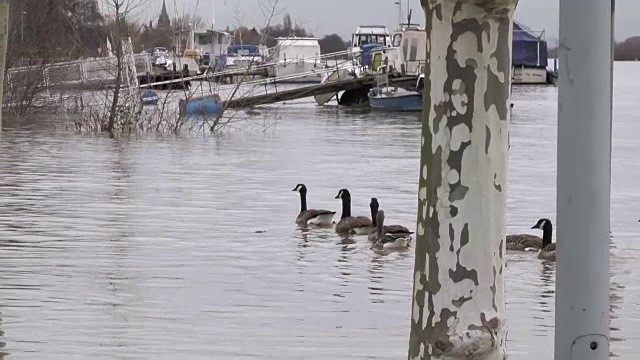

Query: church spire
158,0,171,29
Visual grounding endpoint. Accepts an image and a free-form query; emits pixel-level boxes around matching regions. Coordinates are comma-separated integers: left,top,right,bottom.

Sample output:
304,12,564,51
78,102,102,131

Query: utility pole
408,0,517,359
554,0,613,358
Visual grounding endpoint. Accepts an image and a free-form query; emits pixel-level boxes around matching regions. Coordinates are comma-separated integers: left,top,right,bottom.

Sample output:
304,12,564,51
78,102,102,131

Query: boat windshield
227,45,260,56
357,34,387,46
392,34,402,47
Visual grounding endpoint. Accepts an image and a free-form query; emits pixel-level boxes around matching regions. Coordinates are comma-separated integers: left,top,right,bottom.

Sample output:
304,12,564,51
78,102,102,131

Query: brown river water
0,62,638,359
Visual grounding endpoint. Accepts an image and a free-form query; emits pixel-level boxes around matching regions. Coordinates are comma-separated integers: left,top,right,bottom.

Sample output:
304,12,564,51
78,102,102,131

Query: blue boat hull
368,89,422,112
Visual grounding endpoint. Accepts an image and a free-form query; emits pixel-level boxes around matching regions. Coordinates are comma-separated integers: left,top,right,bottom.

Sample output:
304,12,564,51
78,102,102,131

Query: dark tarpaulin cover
513,20,548,68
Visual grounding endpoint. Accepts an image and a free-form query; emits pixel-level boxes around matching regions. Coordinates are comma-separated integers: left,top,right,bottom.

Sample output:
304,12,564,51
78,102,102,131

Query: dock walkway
222,75,419,109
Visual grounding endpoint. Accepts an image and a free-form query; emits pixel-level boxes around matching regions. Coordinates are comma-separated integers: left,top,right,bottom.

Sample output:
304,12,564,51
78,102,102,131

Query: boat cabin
390,27,426,75
268,37,321,63
217,44,264,70
193,29,232,62
351,25,391,51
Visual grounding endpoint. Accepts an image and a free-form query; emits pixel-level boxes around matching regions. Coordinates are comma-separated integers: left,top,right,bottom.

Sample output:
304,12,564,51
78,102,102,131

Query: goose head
335,188,351,200
370,197,379,212
376,209,385,227
532,218,552,231
292,183,307,194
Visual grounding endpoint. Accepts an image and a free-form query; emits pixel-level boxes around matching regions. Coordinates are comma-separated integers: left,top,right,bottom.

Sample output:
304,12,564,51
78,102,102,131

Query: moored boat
367,74,423,112
266,37,324,83
368,87,422,112
350,25,391,54
216,44,264,70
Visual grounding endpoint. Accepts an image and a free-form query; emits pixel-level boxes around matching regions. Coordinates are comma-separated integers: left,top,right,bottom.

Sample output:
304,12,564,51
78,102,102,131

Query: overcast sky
144,0,638,43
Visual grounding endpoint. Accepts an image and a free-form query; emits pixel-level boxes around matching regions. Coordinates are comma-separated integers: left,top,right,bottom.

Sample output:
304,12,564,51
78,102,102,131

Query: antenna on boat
406,0,410,22
394,1,402,29
398,8,417,29
211,0,215,29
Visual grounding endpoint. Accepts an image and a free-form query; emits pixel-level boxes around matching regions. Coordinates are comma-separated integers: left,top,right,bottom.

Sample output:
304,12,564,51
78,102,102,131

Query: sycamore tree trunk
408,1,517,359
0,0,10,131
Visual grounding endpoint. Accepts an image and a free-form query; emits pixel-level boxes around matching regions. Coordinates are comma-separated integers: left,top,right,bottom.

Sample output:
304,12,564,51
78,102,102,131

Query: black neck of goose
376,216,384,235
299,190,307,213
341,196,351,219
542,223,553,247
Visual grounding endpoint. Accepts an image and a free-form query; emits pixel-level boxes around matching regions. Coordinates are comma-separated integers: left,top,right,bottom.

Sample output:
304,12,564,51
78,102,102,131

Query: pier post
408,1,517,359
0,0,9,131
554,0,613,359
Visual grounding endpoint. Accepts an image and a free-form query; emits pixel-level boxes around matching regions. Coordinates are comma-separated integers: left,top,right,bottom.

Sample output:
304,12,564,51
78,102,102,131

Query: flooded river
0,62,639,359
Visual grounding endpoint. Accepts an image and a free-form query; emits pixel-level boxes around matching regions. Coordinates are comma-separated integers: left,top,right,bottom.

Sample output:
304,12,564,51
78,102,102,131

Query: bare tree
282,13,292,31
205,0,283,133
86,0,146,132
4,0,289,136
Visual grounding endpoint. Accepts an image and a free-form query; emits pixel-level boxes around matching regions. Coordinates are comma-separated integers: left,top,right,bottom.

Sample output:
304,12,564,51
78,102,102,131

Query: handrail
216,48,361,72
138,62,361,89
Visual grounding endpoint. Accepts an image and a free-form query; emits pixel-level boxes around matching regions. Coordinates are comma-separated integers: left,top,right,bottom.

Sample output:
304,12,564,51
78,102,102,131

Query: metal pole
406,0,410,23
21,10,25,43
212,0,215,29
554,0,613,358
408,1,517,359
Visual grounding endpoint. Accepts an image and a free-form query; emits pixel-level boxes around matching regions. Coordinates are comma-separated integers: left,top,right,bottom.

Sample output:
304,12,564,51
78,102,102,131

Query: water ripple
0,62,639,359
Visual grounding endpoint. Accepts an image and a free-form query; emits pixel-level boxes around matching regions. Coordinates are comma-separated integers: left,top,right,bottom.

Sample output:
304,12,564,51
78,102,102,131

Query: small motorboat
367,74,423,112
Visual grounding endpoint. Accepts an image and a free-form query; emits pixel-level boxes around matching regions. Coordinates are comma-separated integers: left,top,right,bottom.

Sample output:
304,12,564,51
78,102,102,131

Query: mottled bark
409,1,517,359
0,0,10,130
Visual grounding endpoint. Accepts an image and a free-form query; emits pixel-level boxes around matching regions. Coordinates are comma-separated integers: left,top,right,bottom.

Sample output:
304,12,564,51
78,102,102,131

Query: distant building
157,0,171,29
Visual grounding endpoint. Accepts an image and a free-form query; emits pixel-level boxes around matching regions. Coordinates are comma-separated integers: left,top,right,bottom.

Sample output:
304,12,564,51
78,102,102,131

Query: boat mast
394,1,402,30
212,0,215,29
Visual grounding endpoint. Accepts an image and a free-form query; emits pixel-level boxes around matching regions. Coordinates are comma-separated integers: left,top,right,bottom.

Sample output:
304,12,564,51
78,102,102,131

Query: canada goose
334,188,374,235
505,233,543,251
292,184,336,226
505,219,548,251
538,242,557,261
368,197,413,242
532,218,556,261
371,210,411,250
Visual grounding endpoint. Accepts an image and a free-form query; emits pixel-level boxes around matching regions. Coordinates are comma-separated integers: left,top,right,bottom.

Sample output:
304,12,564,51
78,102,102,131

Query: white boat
216,44,264,70
512,66,549,84
360,25,427,77
512,21,553,84
350,25,391,54
192,29,232,66
267,37,324,83
389,26,426,75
